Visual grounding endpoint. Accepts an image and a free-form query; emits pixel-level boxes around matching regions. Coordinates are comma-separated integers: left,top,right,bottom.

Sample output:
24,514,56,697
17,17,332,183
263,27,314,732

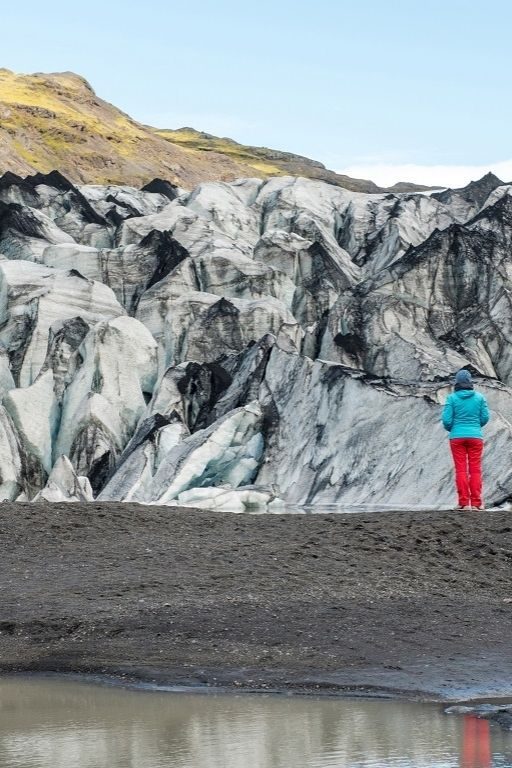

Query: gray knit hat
454,369,472,386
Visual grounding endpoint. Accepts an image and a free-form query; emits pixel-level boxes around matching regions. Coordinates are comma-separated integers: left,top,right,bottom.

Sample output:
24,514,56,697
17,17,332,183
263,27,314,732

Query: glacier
0,168,511,508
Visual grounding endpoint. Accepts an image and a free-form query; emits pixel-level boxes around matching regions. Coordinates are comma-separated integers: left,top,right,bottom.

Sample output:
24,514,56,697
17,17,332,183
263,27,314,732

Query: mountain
0,168,511,508
1,69,429,193
0,69,254,188
155,128,433,193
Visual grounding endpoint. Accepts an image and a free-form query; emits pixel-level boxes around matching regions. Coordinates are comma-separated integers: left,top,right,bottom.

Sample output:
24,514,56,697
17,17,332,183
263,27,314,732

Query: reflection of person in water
461,714,491,768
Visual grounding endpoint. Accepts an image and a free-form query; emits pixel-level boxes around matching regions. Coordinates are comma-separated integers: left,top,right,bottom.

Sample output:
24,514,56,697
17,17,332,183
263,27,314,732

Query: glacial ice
3,369,59,479
0,260,125,387
136,289,302,368
33,454,93,503
0,406,23,500
170,485,284,513
144,402,264,505
55,316,158,490
0,168,511,507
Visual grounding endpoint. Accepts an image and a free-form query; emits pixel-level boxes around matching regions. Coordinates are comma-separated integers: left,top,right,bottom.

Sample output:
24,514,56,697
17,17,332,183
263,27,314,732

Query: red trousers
449,438,484,507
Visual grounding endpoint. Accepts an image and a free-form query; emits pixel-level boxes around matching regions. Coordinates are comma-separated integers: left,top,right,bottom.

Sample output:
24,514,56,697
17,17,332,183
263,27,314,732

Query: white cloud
338,160,512,189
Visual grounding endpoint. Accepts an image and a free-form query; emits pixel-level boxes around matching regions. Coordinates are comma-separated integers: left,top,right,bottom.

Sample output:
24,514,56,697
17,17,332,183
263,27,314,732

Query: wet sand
0,503,510,700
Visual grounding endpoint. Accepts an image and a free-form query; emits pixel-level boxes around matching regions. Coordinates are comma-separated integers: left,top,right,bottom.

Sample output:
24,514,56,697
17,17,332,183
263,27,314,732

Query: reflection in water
461,715,492,768
0,677,511,768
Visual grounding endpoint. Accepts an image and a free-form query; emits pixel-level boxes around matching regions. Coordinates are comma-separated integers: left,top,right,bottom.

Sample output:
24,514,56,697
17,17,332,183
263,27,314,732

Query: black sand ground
0,503,511,700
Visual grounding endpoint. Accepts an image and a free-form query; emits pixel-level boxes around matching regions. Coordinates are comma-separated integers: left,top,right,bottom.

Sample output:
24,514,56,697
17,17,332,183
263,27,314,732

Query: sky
2,0,512,187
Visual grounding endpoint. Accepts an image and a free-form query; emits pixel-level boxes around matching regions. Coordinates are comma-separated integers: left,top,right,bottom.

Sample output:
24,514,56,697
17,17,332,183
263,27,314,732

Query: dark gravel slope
0,503,510,699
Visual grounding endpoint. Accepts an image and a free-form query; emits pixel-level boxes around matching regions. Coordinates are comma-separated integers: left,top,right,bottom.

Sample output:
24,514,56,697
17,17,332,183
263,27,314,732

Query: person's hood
454,369,472,386
455,390,476,399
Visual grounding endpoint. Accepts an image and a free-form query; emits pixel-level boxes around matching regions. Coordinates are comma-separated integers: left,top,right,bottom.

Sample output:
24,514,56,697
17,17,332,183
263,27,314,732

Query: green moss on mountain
0,69,432,193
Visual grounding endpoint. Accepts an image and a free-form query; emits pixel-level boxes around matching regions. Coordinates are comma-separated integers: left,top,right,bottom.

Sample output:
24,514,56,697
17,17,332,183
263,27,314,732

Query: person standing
442,369,490,510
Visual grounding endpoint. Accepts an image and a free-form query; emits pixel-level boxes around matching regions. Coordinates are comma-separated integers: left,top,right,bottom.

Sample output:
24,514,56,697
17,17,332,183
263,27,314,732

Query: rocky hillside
156,128,432,193
0,69,253,188
1,69,427,193
0,168,511,508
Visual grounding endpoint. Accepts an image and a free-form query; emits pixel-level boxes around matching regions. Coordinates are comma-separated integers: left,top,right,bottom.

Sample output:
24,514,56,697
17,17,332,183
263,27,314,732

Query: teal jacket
441,389,490,439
